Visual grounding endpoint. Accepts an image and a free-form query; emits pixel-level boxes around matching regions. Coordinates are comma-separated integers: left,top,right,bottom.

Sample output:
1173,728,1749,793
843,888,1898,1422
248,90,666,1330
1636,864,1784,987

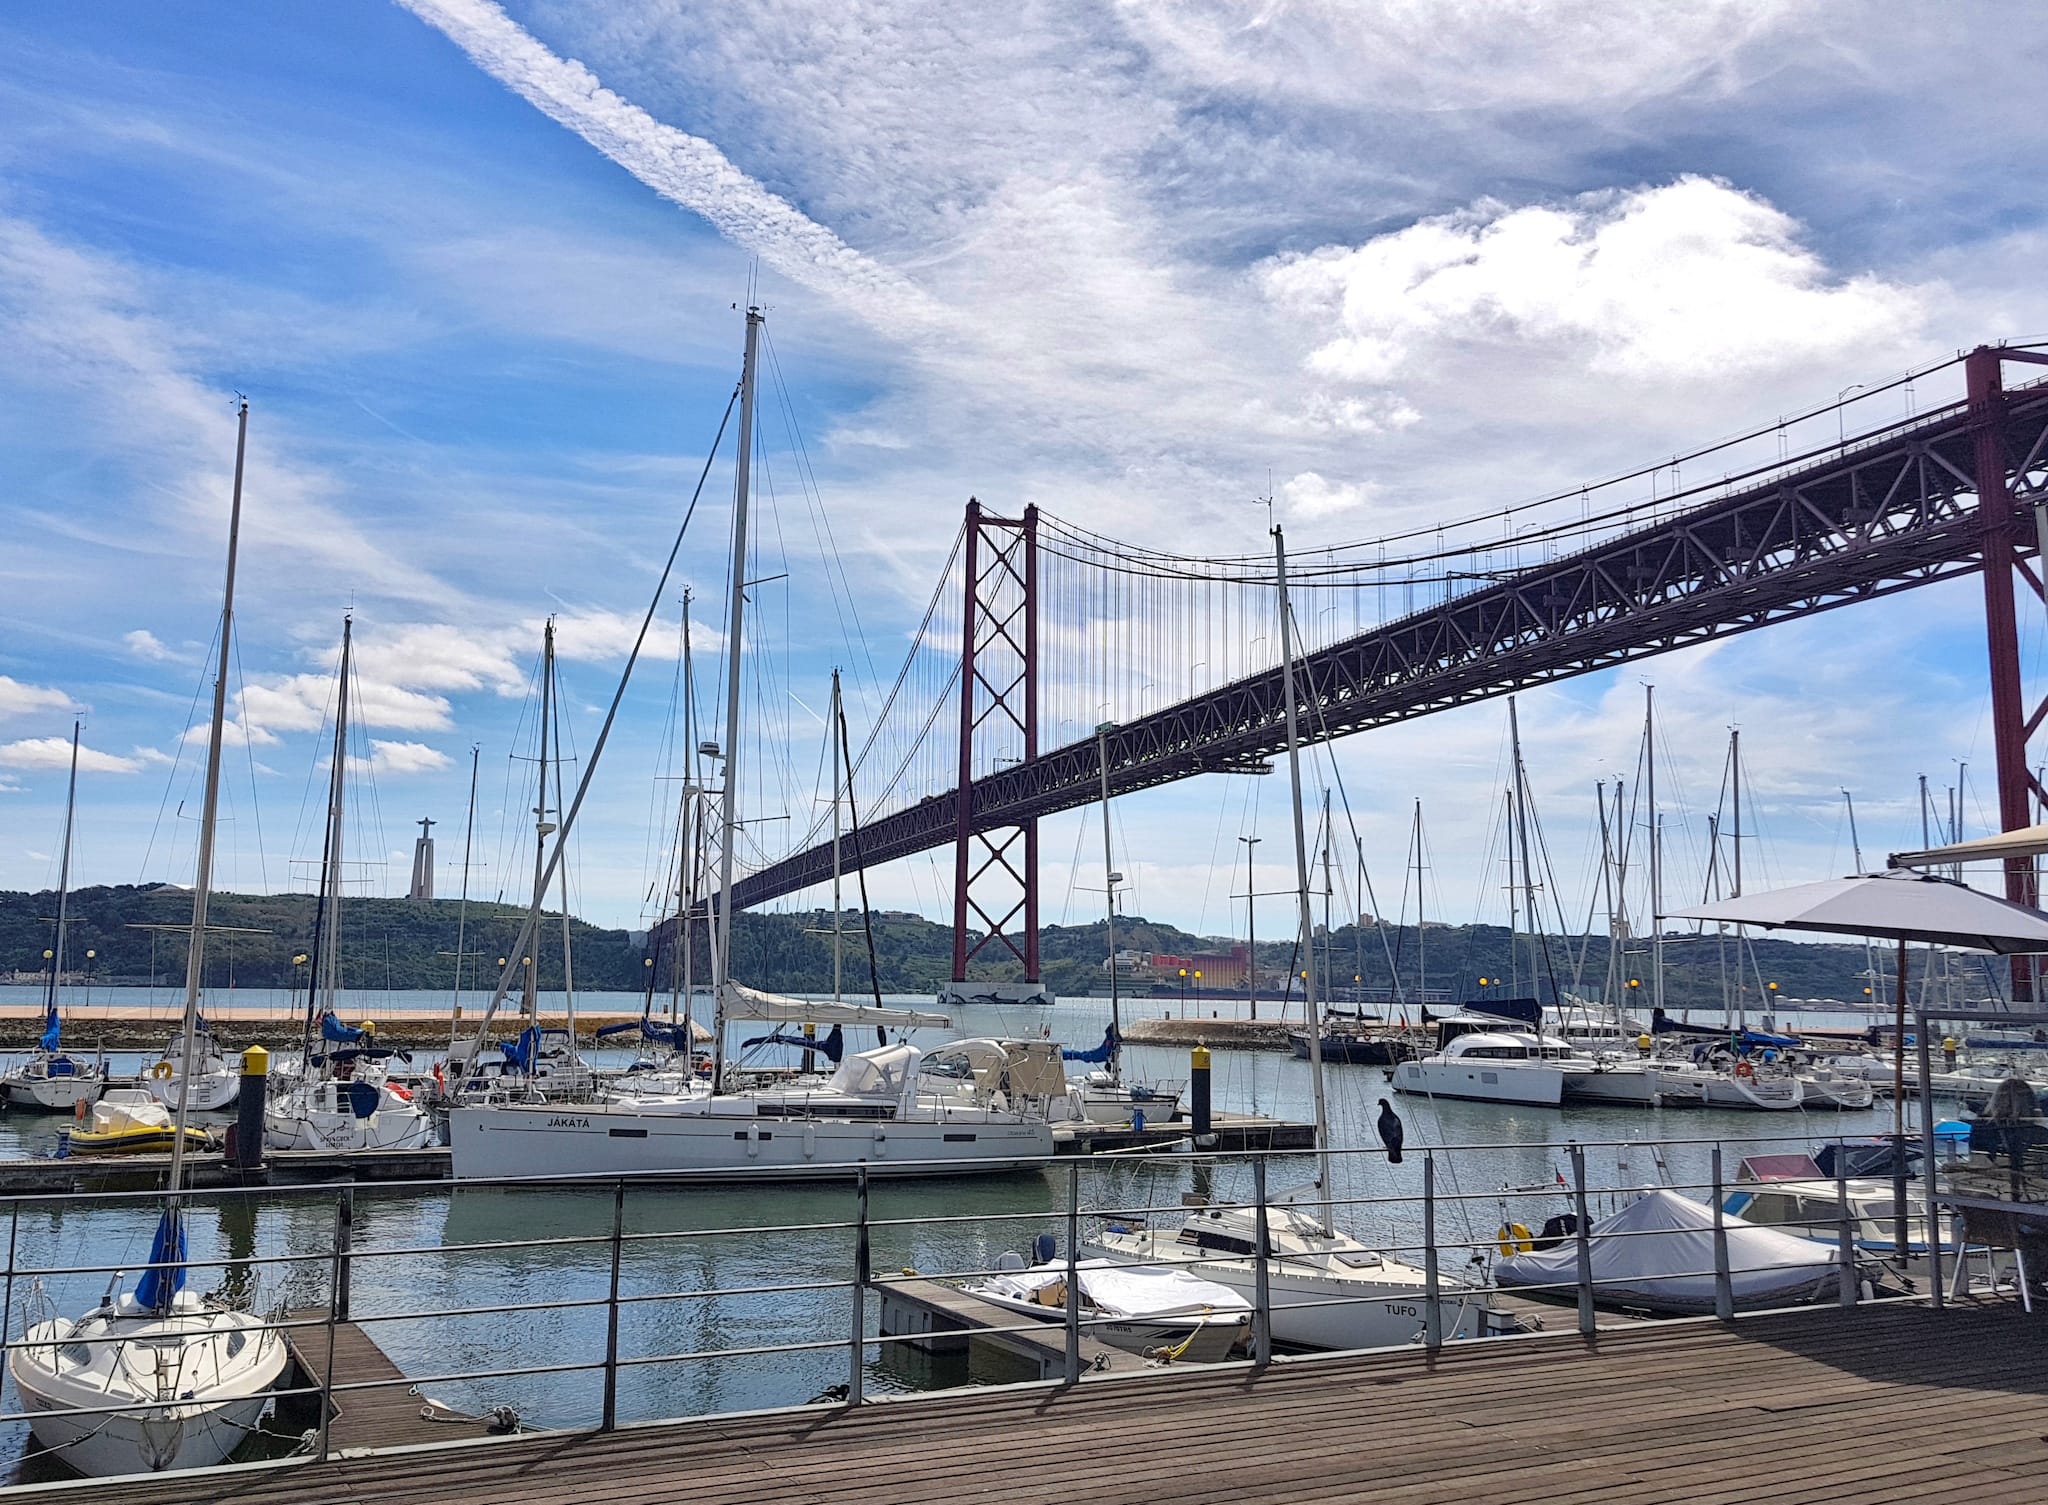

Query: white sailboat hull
8,1304,286,1477
1,1074,101,1112
1564,1066,1662,1106
145,1070,239,1114
449,1104,1055,1181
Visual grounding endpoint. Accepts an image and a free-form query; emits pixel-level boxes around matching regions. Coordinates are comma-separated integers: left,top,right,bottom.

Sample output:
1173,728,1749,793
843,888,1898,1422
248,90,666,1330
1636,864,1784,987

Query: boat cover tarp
825,1042,921,1098
134,1209,186,1310
321,1012,367,1044
1063,1025,1119,1063
595,1019,705,1047
741,1024,845,1063
720,981,949,1028
1496,1188,1843,1314
38,1006,59,1054
500,1026,541,1073
982,1258,1249,1318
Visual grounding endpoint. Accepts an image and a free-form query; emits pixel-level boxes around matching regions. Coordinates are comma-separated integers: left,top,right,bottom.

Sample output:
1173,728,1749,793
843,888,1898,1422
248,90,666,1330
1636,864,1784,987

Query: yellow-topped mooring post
1190,1043,1213,1146
230,1044,268,1172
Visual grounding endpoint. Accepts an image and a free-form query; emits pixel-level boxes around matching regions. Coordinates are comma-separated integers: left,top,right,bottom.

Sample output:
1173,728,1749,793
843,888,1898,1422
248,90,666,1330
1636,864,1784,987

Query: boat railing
0,1124,1990,1473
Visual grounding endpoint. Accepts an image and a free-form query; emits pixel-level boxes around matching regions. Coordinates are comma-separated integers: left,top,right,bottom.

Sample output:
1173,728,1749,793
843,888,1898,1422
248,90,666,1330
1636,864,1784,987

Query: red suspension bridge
663,345,2048,997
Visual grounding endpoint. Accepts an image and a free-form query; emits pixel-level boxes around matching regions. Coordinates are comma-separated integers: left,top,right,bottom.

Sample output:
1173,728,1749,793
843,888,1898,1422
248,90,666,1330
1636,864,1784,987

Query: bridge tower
943,500,1047,1005
1970,345,2048,998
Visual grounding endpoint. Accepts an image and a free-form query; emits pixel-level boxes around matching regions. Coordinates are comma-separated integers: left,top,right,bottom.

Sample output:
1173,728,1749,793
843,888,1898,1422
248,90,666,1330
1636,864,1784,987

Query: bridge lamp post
1838,384,1866,447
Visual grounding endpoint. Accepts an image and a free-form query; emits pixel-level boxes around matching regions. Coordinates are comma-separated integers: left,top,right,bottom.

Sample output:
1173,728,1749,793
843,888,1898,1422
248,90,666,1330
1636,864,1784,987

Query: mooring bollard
1190,1043,1213,1145
231,1045,268,1172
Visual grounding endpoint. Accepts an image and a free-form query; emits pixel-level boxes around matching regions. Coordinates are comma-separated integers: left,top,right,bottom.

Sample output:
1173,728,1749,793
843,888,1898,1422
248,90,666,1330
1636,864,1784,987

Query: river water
0,984,1908,1477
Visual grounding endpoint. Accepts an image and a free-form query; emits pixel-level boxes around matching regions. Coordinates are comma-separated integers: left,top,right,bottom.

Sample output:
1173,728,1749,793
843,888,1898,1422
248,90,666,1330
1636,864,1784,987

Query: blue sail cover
594,1020,644,1039
741,1024,845,1063
321,1012,367,1044
37,1006,59,1054
500,1026,541,1073
1064,1025,1119,1063
134,1209,186,1310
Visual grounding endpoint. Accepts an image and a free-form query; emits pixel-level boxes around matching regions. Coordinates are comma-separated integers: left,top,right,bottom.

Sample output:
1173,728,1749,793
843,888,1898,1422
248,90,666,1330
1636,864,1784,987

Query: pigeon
1376,1098,1405,1165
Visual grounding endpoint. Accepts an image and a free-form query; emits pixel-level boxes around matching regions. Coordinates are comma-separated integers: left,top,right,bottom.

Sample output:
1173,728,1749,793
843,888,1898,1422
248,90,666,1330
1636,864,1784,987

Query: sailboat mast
549,628,577,1046
43,722,80,1017
1645,685,1665,1018
1097,720,1121,1075
450,743,479,1058
1730,728,1747,1028
1272,524,1331,1204
1320,789,1334,1016
168,396,248,1207
303,619,351,1067
674,591,697,1026
711,307,763,1088
831,668,845,1006
1413,800,1426,1004
524,621,554,1036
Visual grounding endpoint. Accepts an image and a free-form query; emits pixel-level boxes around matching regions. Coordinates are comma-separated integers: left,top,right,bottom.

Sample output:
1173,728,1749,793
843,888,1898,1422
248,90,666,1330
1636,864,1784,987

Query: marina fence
0,1127,1988,1470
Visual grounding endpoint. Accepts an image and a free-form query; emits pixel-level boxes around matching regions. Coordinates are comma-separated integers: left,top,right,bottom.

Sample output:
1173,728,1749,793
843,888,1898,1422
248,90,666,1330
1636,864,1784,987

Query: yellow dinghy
67,1089,213,1157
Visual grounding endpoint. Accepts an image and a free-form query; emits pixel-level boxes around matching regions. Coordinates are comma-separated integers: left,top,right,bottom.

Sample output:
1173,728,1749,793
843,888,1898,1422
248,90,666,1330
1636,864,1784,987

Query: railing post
334,1183,355,1323
318,1190,345,1462
1251,1156,1273,1366
602,1178,624,1431
1062,1162,1081,1385
1422,1153,1441,1352
850,1166,869,1405
1835,1156,1859,1309
1711,1145,1734,1323
3,1202,18,1349
1568,1142,1595,1336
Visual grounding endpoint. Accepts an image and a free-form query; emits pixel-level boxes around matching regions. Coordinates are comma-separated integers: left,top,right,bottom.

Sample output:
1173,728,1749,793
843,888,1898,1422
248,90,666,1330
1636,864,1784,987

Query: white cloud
1280,471,1377,523
0,677,72,720
123,629,173,661
237,673,453,735
1262,177,1923,387
395,0,943,333
0,737,142,774
1120,0,1816,113
369,739,453,775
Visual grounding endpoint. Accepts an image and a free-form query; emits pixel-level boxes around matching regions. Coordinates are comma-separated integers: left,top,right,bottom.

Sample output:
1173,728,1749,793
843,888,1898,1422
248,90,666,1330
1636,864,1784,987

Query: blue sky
2,1,2046,959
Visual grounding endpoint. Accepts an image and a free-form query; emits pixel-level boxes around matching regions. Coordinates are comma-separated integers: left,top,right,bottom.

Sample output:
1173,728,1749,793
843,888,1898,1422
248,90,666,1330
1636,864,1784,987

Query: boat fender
73,1097,87,1121
1496,1223,1535,1258
1733,1060,1756,1081
151,1060,174,1080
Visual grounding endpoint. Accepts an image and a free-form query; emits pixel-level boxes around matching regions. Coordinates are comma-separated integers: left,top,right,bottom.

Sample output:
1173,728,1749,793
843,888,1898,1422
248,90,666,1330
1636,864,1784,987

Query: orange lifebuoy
1733,1060,1756,1081
387,1083,413,1102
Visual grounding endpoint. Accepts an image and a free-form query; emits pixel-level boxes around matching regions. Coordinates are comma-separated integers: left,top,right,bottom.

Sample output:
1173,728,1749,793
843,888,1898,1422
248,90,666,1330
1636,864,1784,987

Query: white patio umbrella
1671,869,2048,1133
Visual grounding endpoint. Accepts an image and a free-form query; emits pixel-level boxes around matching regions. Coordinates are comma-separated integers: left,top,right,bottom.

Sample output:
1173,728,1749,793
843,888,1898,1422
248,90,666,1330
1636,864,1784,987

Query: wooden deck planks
17,1303,2044,1505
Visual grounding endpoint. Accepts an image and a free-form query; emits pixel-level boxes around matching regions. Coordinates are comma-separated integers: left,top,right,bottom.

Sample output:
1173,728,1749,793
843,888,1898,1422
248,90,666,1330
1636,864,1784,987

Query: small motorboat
963,1246,1250,1362
1496,1188,1855,1314
68,1090,212,1158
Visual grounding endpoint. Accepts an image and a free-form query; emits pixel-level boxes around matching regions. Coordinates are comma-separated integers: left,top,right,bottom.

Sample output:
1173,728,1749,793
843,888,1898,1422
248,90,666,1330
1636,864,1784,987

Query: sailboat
264,619,435,1153
438,620,597,1109
1066,719,1182,1126
2,722,107,1113
1089,523,1512,1351
449,308,1058,1181
9,400,287,1476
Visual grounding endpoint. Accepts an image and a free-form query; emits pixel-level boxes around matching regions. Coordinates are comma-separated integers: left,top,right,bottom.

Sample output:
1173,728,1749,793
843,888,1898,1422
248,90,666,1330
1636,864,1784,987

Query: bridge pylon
1969,345,2048,1000
944,499,1046,1004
